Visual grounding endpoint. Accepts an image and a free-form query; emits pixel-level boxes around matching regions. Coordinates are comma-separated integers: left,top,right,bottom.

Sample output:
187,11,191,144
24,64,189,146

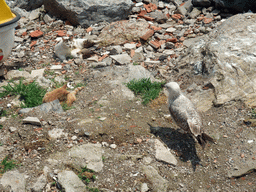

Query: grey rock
132,52,144,62
0,170,26,192
6,70,31,80
177,13,256,107
23,117,41,126
35,76,52,88
69,143,103,172
141,165,168,192
110,53,132,65
166,27,176,33
188,7,201,19
43,14,54,23
9,127,17,132
48,128,68,139
39,100,64,114
124,43,136,50
192,0,212,7
18,107,34,114
58,171,87,192
13,7,29,18
91,62,108,68
213,0,256,13
31,174,47,192
155,139,177,166
9,0,43,10
29,8,40,20
176,5,187,16
148,10,168,23
31,68,45,79
109,46,123,55
44,0,133,27
141,183,149,192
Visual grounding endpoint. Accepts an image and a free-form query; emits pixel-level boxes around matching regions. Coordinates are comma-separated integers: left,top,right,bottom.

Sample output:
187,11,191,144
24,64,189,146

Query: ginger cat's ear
62,84,68,89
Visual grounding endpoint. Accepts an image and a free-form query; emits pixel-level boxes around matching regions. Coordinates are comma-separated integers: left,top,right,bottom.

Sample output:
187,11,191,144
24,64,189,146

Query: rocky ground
0,0,256,191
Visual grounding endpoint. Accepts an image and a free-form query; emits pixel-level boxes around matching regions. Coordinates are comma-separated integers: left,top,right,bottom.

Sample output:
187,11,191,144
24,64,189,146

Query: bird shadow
148,123,201,171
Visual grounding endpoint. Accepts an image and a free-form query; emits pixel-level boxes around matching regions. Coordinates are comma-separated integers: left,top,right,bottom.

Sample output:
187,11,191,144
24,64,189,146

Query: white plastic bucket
0,11,20,63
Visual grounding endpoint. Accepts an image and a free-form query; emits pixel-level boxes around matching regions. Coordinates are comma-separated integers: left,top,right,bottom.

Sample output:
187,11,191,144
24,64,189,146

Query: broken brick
151,26,162,31
30,41,37,47
142,15,154,21
172,14,183,21
166,38,178,43
98,54,108,62
130,49,135,58
86,27,93,33
204,18,213,24
30,30,43,38
56,30,66,37
138,10,147,17
149,40,161,49
140,29,154,41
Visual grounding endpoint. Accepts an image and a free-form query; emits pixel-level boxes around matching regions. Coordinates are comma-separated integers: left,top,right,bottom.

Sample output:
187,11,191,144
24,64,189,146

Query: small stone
9,127,17,132
72,136,78,140
141,183,149,192
102,142,109,147
124,43,136,50
23,117,41,126
110,144,117,149
99,117,106,121
50,65,62,70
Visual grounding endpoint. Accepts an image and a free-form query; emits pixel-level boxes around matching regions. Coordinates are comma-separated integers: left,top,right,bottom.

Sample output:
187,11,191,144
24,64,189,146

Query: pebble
110,144,117,149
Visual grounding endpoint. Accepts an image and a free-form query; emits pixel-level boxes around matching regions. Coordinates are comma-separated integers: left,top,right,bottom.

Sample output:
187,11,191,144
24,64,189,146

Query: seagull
165,82,215,148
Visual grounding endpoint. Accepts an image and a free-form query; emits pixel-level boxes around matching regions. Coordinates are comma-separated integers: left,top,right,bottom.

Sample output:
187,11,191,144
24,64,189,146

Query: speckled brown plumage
166,82,214,148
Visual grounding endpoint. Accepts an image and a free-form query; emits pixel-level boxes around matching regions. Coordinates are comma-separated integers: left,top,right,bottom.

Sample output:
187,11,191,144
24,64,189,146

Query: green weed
74,82,86,88
61,103,75,111
125,78,165,105
86,187,100,192
0,125,3,129
44,70,55,76
0,79,46,108
0,155,17,173
133,62,139,66
78,166,96,184
0,109,7,117
251,108,256,119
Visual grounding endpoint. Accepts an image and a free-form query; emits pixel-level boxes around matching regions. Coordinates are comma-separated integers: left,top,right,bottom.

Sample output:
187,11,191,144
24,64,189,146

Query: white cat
54,37,95,60
54,37,72,61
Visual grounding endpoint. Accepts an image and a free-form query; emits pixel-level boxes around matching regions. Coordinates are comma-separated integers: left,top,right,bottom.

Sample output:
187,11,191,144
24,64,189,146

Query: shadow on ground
148,123,201,170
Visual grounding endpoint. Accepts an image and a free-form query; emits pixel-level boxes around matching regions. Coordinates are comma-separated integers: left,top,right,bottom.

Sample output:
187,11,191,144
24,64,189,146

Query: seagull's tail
196,133,215,149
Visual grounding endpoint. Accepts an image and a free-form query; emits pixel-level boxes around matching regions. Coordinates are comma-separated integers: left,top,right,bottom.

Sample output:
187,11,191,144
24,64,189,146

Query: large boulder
44,0,134,27
176,13,256,107
213,0,256,13
6,0,43,11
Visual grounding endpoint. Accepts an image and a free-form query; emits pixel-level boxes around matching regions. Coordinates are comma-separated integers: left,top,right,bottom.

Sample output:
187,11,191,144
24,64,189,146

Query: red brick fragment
149,40,161,49
30,30,43,38
142,15,154,21
179,37,185,41
130,49,135,58
98,54,108,62
136,42,141,47
138,10,147,17
30,40,37,47
86,27,93,33
140,29,154,41
143,3,157,13
166,38,177,43
56,30,66,37
204,18,213,24
171,14,183,21
151,26,162,31
22,31,27,36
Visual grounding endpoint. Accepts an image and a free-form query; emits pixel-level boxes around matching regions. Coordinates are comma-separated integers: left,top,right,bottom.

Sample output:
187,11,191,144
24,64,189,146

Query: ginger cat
66,87,84,106
43,84,70,103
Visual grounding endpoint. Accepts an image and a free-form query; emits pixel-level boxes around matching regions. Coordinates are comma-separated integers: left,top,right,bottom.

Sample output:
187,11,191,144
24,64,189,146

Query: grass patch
86,187,100,192
78,166,96,184
0,79,47,108
125,78,165,105
0,155,18,173
61,103,75,111
0,109,7,117
251,108,256,119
